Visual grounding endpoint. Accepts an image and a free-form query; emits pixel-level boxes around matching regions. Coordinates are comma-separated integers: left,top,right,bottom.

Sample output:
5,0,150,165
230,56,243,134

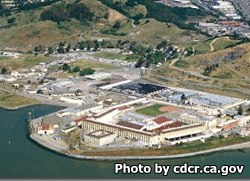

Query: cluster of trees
34,40,116,54
203,64,219,76
100,0,207,30
101,0,146,24
100,21,127,36
62,63,95,76
133,40,182,68
34,39,190,69
40,1,94,23
76,40,102,51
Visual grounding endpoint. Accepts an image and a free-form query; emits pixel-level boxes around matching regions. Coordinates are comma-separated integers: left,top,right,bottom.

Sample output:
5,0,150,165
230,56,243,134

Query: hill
153,43,250,99
0,0,209,51
99,0,208,30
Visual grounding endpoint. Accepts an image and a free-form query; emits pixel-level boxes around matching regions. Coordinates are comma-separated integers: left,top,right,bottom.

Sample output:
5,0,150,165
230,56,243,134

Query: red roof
153,116,172,125
41,124,54,130
94,108,116,118
117,106,130,111
83,119,153,136
116,121,143,130
152,121,183,133
74,115,89,123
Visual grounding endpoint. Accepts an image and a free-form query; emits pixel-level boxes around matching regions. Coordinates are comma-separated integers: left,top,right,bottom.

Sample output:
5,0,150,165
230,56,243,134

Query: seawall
30,134,250,161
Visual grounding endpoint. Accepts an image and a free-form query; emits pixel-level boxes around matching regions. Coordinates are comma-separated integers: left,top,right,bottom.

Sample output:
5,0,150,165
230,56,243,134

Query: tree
181,93,187,102
66,43,71,53
62,63,70,71
1,67,8,74
7,17,16,24
112,21,121,30
238,106,243,115
37,89,44,94
79,68,95,76
93,41,100,51
48,46,54,54
34,45,45,53
57,42,65,54
72,66,81,73
218,135,224,139
78,41,85,50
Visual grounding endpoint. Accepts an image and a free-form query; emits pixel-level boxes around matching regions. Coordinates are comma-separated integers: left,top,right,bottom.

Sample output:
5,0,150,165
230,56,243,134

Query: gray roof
42,114,61,125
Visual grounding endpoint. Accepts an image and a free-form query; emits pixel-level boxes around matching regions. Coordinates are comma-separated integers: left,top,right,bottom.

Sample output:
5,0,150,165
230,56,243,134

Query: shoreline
0,101,67,111
0,102,41,110
30,134,250,161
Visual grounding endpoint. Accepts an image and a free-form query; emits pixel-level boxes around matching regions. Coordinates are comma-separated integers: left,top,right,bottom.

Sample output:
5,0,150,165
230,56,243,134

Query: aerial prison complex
33,93,250,147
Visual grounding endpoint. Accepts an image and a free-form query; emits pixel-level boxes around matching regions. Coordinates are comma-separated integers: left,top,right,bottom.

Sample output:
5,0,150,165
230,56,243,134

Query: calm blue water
0,104,249,179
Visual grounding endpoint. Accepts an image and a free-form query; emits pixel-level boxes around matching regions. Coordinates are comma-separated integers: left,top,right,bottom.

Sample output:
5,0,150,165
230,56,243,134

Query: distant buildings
212,0,241,20
1,0,47,8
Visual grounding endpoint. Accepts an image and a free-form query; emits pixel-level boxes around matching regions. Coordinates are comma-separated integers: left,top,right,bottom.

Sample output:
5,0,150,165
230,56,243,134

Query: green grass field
136,104,165,116
194,39,212,54
212,37,241,52
174,59,189,68
71,59,118,70
194,37,242,54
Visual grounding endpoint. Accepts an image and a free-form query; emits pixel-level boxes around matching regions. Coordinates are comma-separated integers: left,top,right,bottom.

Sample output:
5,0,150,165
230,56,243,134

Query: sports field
136,104,181,116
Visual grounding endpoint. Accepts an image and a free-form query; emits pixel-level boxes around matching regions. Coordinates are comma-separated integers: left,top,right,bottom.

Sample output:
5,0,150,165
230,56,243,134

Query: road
210,36,230,52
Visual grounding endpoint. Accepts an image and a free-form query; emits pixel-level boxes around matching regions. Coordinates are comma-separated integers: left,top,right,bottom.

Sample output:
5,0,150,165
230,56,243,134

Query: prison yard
136,104,181,116
136,104,167,116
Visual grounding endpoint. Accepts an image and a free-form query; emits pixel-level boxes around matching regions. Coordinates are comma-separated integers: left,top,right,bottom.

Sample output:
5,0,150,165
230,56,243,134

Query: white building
59,96,83,106
85,72,112,80
37,124,55,135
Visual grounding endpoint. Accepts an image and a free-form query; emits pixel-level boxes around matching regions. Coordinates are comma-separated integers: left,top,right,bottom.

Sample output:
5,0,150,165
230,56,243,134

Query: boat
8,140,11,145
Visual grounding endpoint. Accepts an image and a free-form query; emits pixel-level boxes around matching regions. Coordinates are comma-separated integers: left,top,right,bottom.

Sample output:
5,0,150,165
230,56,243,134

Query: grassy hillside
0,0,210,51
99,0,208,30
155,43,250,98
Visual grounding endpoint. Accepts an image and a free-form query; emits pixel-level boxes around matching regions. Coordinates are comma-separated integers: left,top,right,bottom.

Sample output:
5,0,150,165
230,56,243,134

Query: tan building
82,119,206,146
84,130,117,147
180,114,217,131
160,123,206,141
